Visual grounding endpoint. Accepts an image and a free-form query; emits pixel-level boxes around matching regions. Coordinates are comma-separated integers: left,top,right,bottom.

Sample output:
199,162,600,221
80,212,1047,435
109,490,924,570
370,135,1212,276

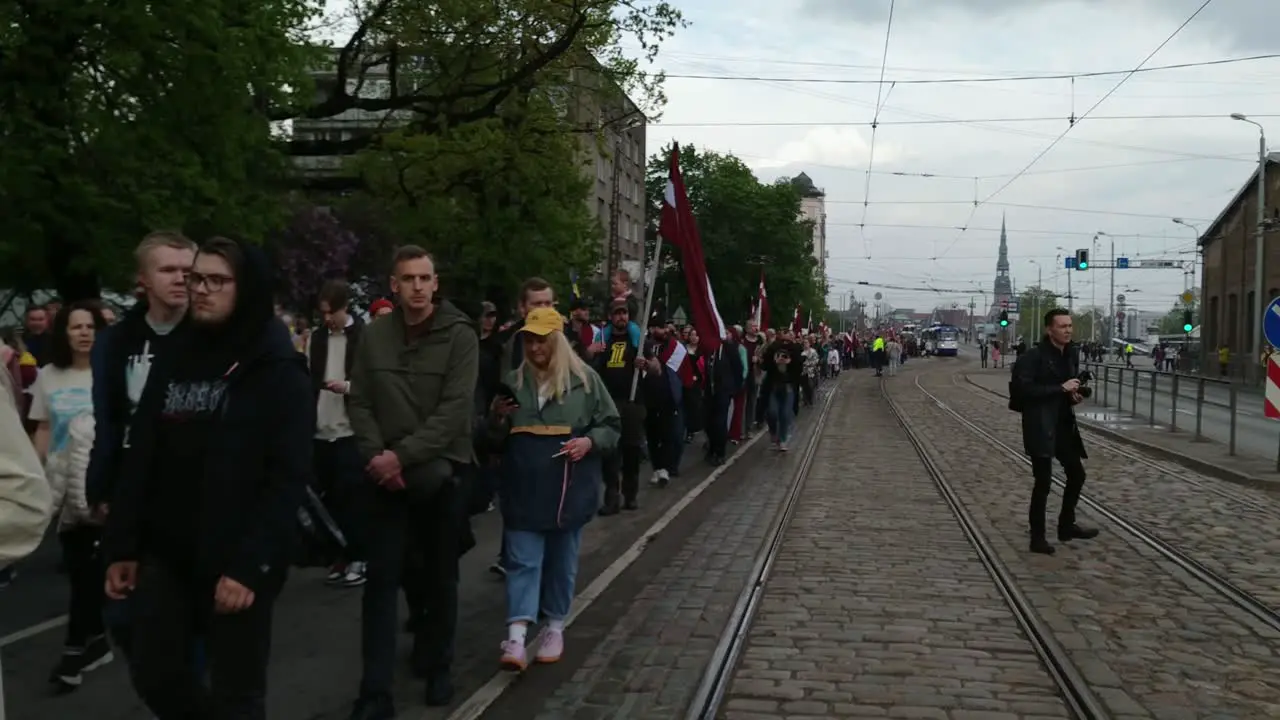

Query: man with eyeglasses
104,236,314,718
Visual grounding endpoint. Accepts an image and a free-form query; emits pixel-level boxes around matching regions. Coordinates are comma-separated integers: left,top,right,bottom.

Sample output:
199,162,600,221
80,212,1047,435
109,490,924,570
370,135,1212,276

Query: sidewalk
965,371,1280,492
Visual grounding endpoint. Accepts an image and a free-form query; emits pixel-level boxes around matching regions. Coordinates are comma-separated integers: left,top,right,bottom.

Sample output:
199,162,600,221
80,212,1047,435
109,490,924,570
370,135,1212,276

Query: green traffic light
1183,323,1193,333
1000,320,1009,327
1079,261,1088,269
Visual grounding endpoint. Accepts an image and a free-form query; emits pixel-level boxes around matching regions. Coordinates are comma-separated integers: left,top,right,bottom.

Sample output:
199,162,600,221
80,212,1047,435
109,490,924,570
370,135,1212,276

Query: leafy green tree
0,0,319,299
1014,287,1059,341
349,101,600,312
642,144,825,329
1072,307,1104,342
1,0,685,302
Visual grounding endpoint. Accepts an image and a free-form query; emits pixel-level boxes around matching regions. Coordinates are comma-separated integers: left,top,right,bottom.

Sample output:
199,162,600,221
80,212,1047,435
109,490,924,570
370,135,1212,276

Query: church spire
997,213,1009,272
992,213,1013,301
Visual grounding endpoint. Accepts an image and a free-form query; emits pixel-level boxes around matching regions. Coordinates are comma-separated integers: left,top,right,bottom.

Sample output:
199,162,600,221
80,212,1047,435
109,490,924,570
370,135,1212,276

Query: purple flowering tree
274,205,361,311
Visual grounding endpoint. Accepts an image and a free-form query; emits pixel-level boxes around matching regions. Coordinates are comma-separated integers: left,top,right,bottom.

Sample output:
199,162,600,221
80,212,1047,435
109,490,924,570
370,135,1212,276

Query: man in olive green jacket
345,246,478,718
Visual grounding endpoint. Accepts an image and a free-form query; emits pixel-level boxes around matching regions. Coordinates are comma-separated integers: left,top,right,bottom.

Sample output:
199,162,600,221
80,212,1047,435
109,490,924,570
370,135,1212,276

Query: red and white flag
792,305,803,334
754,269,770,329
661,144,726,353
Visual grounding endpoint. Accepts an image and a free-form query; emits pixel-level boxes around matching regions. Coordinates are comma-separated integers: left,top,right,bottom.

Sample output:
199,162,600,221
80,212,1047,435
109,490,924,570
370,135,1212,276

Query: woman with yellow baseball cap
485,307,620,670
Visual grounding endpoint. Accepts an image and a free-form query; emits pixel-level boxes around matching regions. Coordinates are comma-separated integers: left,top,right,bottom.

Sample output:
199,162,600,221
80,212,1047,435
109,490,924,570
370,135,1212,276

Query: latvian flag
661,143,726,353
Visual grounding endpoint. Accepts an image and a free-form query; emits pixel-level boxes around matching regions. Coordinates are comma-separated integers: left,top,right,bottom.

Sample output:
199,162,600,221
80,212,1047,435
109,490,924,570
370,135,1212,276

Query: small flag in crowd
569,269,582,303
754,269,770,329
660,143,726,353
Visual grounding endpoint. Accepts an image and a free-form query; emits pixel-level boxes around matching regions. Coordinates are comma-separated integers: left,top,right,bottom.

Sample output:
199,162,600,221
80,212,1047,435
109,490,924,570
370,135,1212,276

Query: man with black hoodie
87,230,196,658
346,245,478,717
103,236,314,719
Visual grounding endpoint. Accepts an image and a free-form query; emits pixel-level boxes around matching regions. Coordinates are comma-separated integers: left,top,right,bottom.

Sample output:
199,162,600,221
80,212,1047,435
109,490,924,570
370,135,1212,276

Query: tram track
689,374,1099,719
684,382,838,720
911,370,1280,637
881,378,1109,720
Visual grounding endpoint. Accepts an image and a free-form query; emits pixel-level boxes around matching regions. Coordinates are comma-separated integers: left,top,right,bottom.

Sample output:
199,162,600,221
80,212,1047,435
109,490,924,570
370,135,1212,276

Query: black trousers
644,407,682,474
59,526,106,648
603,446,642,503
128,561,277,720
1029,442,1087,539
360,478,464,698
705,395,732,458
313,437,367,561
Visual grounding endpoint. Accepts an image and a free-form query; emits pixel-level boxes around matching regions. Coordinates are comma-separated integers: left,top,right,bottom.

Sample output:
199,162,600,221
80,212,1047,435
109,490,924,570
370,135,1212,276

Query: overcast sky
638,0,1280,318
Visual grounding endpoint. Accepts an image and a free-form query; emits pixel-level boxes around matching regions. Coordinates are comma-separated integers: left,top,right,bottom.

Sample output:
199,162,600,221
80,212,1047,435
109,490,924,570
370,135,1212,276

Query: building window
1208,296,1219,349
597,198,606,221
1247,291,1256,353
1227,293,1239,347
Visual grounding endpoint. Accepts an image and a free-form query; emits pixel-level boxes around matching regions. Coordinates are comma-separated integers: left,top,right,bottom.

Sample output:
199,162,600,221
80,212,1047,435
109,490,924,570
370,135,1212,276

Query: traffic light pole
1108,236,1116,349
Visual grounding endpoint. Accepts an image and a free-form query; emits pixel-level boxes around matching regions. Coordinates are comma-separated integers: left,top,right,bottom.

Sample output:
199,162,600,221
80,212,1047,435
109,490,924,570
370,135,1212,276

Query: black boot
348,694,395,720
1058,524,1099,542
1029,537,1055,555
425,669,454,707
624,497,639,511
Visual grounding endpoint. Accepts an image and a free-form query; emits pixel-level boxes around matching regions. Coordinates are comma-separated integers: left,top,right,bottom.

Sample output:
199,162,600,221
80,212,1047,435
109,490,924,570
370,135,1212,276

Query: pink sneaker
499,640,527,671
535,629,564,664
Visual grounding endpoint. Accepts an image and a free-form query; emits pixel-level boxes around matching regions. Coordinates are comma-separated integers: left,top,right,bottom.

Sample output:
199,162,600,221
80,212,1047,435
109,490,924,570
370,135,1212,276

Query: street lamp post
1175,217,1206,374
1029,259,1042,331
1232,113,1267,384
1099,231,1115,348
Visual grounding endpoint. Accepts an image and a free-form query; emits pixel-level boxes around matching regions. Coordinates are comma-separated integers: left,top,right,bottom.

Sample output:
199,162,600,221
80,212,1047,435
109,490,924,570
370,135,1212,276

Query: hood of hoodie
186,241,294,369
389,298,473,335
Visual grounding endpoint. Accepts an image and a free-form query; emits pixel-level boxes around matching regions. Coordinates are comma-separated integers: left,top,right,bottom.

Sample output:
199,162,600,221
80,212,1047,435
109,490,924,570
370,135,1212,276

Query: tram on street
921,323,960,356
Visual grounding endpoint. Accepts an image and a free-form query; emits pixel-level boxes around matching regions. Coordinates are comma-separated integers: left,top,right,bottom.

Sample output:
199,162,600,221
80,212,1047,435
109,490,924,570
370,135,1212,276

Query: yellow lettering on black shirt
607,342,628,368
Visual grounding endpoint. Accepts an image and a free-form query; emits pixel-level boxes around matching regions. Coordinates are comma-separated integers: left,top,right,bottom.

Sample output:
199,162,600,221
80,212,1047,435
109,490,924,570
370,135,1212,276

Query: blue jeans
504,528,583,624
766,385,795,444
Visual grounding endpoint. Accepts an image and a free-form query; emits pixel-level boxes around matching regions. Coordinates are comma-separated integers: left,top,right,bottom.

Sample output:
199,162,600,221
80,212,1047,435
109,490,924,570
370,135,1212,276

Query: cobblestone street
885,360,1280,718
936,370,1280,610
480,386,838,720
718,372,1070,720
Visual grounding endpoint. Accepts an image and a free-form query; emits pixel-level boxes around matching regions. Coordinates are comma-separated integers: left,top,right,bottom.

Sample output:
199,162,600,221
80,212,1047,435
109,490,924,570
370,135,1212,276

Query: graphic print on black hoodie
144,357,231,569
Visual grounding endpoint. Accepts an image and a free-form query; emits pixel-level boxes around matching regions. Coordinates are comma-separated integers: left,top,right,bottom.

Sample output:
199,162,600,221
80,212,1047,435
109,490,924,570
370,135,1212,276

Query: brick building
1199,153,1280,364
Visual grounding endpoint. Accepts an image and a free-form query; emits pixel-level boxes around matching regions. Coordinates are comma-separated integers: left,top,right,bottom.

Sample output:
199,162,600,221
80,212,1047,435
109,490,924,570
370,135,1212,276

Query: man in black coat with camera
1011,309,1099,555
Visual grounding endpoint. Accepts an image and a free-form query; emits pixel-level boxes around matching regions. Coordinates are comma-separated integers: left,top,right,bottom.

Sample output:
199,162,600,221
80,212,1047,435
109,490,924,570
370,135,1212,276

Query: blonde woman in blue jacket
487,308,620,671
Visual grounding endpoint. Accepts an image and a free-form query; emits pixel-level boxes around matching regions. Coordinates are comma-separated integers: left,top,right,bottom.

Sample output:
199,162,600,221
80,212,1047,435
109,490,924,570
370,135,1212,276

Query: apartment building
290,52,648,284
790,173,827,281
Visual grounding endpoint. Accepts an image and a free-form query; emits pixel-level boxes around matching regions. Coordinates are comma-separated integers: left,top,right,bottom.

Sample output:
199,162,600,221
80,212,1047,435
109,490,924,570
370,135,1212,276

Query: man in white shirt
307,279,368,587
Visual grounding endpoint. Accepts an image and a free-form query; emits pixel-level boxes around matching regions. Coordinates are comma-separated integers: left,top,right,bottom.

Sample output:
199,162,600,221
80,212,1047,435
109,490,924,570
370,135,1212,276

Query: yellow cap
521,307,564,336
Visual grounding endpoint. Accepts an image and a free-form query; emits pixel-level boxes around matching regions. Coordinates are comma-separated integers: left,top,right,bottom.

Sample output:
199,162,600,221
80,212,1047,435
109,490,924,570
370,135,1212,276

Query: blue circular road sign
1264,296,1280,348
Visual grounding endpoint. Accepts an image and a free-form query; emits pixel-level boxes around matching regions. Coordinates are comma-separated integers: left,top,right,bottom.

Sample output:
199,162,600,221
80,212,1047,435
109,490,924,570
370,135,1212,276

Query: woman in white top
28,300,112,691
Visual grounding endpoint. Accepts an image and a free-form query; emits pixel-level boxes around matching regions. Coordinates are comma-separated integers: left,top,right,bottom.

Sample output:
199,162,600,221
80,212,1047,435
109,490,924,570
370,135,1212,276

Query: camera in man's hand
1076,370,1093,399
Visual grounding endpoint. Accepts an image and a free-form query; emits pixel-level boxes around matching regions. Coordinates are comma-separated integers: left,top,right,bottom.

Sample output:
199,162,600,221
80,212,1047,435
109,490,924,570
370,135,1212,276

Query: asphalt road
1079,364,1279,461
0,423,778,720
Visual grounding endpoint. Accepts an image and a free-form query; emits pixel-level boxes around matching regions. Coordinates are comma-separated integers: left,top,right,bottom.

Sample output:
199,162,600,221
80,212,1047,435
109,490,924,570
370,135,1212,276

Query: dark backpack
1007,355,1024,413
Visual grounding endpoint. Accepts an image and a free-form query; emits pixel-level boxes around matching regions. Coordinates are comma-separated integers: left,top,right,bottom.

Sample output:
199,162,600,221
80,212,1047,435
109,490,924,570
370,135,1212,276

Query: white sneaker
339,561,367,587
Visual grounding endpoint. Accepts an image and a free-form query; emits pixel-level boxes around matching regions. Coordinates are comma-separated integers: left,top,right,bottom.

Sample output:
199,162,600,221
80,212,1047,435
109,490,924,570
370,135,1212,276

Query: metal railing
1080,361,1280,470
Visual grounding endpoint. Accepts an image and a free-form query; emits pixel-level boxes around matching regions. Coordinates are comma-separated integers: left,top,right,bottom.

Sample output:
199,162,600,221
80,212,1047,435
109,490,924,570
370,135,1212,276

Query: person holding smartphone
760,329,802,451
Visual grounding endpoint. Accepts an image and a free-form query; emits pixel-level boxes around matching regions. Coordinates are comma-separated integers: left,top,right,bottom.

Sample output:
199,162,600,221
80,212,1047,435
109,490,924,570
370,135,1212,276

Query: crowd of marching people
0,231,871,719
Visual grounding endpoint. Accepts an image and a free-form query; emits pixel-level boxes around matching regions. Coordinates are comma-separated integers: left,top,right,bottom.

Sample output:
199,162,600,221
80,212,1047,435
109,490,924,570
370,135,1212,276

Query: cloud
752,126,903,173
798,0,1280,53
641,0,1278,312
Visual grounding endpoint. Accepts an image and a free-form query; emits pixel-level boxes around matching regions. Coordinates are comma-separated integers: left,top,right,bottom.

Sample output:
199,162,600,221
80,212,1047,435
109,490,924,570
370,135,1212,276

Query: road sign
1117,257,1129,269
1266,356,1280,419
1065,257,1077,269
1180,290,1195,305
1117,311,1126,321
1138,259,1179,268
1004,300,1020,312
1007,312,1021,321
1263,296,1280,349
